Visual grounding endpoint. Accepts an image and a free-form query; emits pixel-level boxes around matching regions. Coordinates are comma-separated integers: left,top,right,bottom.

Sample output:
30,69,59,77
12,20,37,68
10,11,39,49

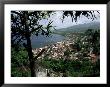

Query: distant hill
53,22,100,33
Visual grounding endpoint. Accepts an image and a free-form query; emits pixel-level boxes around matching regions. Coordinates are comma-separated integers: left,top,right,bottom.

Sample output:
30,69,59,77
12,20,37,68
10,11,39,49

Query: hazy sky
39,11,100,29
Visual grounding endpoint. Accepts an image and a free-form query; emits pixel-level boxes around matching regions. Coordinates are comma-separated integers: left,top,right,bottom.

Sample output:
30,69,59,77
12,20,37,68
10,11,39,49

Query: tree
84,29,100,55
11,11,54,76
11,11,99,77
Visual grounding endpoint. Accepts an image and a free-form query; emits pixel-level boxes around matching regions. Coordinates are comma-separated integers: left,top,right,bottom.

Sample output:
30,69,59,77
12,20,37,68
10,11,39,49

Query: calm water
30,34,65,49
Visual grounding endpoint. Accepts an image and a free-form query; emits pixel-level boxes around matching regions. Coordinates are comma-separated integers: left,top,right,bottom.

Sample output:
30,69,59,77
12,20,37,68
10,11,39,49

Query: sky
39,11,100,29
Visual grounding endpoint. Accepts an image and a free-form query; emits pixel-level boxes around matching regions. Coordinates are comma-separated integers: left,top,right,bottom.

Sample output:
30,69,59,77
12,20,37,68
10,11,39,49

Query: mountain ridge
54,22,100,33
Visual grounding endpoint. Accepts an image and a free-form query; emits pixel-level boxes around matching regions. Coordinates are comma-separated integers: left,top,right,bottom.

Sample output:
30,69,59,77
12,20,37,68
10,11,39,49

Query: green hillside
53,22,100,35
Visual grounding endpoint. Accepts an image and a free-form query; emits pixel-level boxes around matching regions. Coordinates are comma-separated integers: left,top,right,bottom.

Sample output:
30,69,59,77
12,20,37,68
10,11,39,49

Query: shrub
11,47,31,77
41,57,100,77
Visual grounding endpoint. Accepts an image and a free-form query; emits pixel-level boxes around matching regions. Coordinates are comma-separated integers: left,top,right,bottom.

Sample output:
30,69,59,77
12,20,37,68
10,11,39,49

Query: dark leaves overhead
62,11,99,22
11,11,54,46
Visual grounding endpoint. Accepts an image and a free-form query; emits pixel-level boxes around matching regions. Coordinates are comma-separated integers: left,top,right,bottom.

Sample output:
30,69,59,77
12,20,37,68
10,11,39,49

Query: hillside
53,22,100,34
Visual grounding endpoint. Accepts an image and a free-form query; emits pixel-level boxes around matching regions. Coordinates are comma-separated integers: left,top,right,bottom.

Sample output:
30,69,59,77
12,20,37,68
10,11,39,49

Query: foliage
62,11,99,22
41,57,100,77
11,11,54,47
11,67,31,77
73,29,100,55
11,47,28,66
84,29,100,54
11,47,31,77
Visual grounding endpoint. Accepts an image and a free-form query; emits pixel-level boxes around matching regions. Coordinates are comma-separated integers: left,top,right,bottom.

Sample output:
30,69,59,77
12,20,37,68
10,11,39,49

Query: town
32,31,100,77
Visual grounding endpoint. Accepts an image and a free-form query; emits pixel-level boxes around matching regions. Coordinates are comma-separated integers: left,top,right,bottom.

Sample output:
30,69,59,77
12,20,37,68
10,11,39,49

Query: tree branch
34,48,46,61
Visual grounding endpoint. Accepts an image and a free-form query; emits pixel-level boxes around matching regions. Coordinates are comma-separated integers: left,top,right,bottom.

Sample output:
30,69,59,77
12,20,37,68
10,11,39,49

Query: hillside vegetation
53,22,100,36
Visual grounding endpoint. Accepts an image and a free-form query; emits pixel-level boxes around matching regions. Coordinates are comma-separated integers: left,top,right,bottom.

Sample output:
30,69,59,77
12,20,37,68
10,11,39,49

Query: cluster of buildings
32,41,74,60
32,33,99,63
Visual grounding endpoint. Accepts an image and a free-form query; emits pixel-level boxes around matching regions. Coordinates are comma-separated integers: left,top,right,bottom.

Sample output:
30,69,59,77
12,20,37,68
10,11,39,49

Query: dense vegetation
11,47,31,77
41,58,100,77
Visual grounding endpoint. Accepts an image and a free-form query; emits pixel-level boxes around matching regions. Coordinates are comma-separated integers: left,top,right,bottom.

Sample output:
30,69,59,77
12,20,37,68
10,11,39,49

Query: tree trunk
26,36,36,77
24,11,36,77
